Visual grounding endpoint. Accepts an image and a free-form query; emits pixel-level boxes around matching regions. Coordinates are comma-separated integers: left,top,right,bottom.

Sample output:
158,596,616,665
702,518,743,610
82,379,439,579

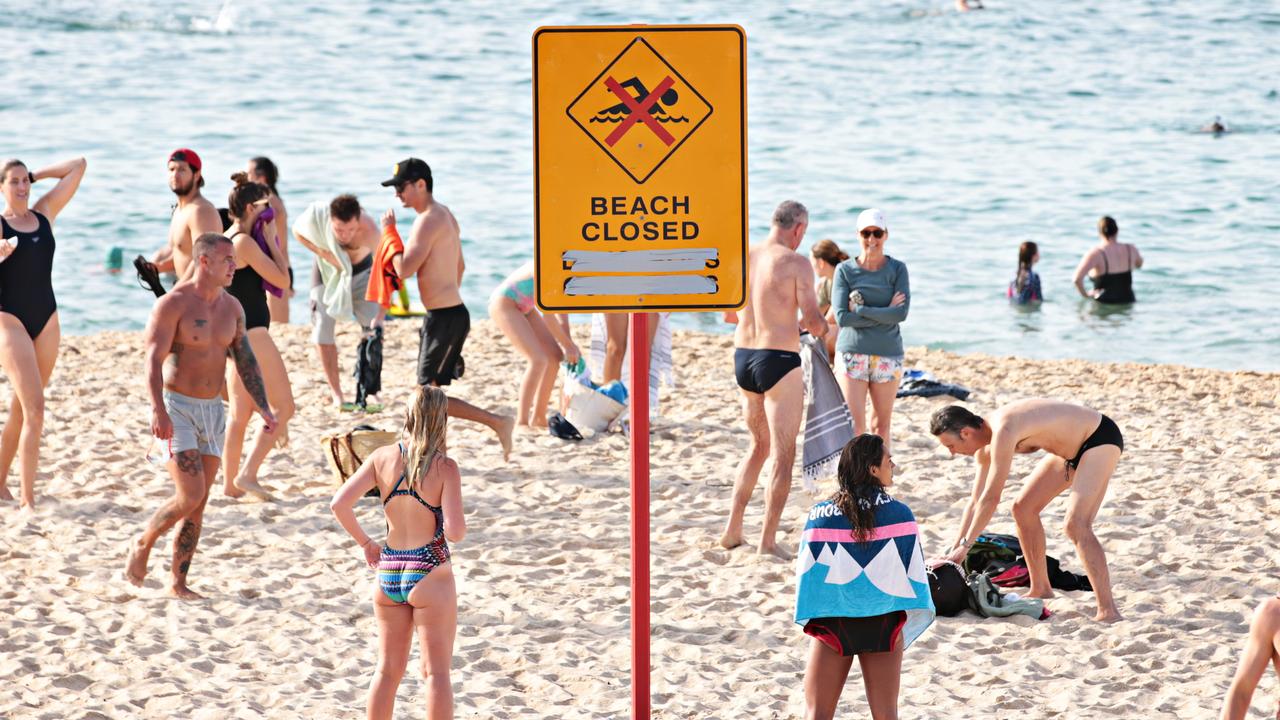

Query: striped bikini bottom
378,540,451,605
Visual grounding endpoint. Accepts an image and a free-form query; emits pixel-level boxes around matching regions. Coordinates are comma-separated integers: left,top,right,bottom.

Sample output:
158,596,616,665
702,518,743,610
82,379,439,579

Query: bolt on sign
533,25,747,312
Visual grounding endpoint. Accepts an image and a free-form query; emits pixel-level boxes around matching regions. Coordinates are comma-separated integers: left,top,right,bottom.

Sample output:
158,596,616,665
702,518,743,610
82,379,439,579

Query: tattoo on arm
230,318,270,413
194,319,206,327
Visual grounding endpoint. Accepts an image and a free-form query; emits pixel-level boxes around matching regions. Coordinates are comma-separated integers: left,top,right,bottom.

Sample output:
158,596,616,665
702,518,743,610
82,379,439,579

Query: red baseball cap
168,148,202,173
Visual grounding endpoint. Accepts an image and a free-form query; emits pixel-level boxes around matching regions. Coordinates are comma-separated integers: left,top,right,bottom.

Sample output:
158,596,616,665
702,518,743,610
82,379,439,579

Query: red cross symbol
602,75,677,147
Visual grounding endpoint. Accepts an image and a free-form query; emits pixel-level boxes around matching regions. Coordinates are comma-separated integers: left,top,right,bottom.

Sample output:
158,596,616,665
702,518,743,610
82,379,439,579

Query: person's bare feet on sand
1025,589,1056,600
0,485,13,502
497,415,515,462
229,476,274,502
1095,608,1123,623
169,584,205,600
718,532,744,550
757,544,793,561
124,541,149,587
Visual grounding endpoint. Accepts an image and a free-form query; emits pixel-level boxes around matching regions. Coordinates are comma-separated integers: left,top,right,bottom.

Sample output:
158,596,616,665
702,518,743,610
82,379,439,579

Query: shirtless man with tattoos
125,233,276,599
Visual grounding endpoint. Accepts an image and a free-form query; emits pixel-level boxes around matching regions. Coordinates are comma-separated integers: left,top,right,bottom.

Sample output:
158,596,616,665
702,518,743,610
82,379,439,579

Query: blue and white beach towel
795,498,935,649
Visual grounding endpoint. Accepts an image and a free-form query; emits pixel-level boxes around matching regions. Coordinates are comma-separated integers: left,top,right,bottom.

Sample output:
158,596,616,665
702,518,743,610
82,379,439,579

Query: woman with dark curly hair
795,434,934,720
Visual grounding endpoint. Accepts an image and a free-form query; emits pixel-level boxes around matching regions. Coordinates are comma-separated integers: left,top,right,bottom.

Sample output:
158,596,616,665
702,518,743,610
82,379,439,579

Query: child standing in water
1008,241,1043,304
331,386,464,720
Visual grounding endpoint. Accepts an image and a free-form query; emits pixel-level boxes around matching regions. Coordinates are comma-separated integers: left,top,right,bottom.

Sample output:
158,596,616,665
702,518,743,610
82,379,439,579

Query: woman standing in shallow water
0,156,86,509
332,386,464,720
1073,215,1143,304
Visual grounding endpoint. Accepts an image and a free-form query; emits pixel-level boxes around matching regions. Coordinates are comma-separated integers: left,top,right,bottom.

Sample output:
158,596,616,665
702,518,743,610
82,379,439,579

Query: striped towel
588,313,674,422
800,334,854,492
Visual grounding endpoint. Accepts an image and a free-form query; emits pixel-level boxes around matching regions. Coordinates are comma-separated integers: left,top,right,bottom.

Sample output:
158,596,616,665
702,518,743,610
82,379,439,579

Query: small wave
589,115,689,124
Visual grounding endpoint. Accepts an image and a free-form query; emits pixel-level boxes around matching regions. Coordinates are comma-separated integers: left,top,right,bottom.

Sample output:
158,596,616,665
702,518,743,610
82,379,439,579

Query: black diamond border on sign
566,36,715,185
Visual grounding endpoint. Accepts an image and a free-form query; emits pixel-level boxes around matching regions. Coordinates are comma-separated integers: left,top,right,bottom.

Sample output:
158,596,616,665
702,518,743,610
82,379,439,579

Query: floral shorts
837,352,904,384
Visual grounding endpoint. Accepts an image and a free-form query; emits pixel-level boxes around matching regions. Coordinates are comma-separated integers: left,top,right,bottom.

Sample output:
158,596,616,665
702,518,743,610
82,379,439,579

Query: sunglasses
860,228,885,239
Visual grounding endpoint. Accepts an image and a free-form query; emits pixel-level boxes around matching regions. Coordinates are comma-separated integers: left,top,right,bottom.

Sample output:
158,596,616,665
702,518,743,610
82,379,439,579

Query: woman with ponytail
331,386,464,720
795,434,934,720
220,172,294,500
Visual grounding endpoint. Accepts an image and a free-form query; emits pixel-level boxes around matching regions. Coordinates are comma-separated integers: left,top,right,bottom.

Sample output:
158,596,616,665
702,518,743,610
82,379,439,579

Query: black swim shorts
803,612,906,656
418,304,469,386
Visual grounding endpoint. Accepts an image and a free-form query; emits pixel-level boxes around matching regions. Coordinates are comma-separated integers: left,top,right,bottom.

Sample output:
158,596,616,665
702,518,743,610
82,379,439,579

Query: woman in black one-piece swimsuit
0,156,87,508
1073,215,1144,304
220,173,294,501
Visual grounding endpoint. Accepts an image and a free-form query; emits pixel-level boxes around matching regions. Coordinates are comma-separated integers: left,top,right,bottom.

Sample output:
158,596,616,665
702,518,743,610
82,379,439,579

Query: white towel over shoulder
292,200,354,320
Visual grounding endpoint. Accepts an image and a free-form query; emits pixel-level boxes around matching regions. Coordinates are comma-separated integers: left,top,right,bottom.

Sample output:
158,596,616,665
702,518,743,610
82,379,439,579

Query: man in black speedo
720,200,828,559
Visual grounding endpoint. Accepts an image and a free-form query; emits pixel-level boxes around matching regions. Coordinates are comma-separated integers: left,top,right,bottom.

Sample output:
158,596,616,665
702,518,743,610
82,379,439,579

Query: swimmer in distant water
956,0,984,11
1200,116,1228,135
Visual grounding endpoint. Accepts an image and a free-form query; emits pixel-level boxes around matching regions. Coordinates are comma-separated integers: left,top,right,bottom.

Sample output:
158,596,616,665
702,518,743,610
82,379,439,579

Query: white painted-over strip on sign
561,248,719,273
565,275,718,296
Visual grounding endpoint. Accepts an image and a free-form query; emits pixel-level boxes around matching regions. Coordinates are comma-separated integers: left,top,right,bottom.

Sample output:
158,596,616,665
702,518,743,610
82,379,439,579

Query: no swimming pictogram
567,37,713,184
535,25,745,313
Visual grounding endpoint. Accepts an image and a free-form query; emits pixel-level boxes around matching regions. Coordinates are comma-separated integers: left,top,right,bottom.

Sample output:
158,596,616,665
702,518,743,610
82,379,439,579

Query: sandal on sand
134,255,166,298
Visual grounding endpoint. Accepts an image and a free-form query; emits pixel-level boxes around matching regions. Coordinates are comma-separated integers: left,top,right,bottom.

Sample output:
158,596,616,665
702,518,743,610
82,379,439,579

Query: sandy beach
1,318,1277,719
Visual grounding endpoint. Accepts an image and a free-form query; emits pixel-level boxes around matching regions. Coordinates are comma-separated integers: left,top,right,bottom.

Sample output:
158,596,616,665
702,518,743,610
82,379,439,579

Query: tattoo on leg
175,450,202,477
173,519,201,581
146,507,178,537
194,319,206,327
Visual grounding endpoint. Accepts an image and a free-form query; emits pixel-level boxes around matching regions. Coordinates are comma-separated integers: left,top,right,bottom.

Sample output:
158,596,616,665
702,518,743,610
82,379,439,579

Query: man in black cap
381,158,513,460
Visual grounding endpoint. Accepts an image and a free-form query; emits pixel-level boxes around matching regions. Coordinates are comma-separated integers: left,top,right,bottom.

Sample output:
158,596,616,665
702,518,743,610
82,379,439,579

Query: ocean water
3,1,1277,371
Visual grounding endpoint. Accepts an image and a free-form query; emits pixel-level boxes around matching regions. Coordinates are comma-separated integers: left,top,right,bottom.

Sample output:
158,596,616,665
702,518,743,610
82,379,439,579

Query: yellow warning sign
533,25,746,313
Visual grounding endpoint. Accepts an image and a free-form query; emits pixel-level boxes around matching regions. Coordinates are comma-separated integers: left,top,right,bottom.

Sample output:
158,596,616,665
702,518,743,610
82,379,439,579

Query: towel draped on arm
365,225,405,309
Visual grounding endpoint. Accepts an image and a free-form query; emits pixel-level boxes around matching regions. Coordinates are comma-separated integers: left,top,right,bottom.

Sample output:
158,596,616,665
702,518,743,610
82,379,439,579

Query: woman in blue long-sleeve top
831,208,910,448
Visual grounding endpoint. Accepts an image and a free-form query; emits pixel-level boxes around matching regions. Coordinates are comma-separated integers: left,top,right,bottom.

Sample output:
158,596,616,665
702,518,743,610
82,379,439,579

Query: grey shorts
163,391,225,459
310,266,381,345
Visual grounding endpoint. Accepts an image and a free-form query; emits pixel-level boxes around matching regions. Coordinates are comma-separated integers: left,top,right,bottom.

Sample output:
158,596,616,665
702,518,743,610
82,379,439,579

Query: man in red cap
143,149,223,290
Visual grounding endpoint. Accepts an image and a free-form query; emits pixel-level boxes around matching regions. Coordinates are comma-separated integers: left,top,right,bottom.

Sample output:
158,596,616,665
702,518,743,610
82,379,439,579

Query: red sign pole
629,312,651,719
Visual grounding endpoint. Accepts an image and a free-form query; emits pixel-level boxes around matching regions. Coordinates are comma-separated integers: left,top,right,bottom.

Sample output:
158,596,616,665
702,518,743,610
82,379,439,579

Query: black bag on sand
928,562,969,617
354,327,383,408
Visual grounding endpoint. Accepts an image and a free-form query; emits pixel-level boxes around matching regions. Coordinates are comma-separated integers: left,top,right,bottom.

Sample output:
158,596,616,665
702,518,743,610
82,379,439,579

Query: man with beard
136,149,223,295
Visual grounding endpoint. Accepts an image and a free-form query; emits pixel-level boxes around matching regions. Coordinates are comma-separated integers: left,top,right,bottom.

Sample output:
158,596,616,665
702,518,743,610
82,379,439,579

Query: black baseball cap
380,158,432,188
